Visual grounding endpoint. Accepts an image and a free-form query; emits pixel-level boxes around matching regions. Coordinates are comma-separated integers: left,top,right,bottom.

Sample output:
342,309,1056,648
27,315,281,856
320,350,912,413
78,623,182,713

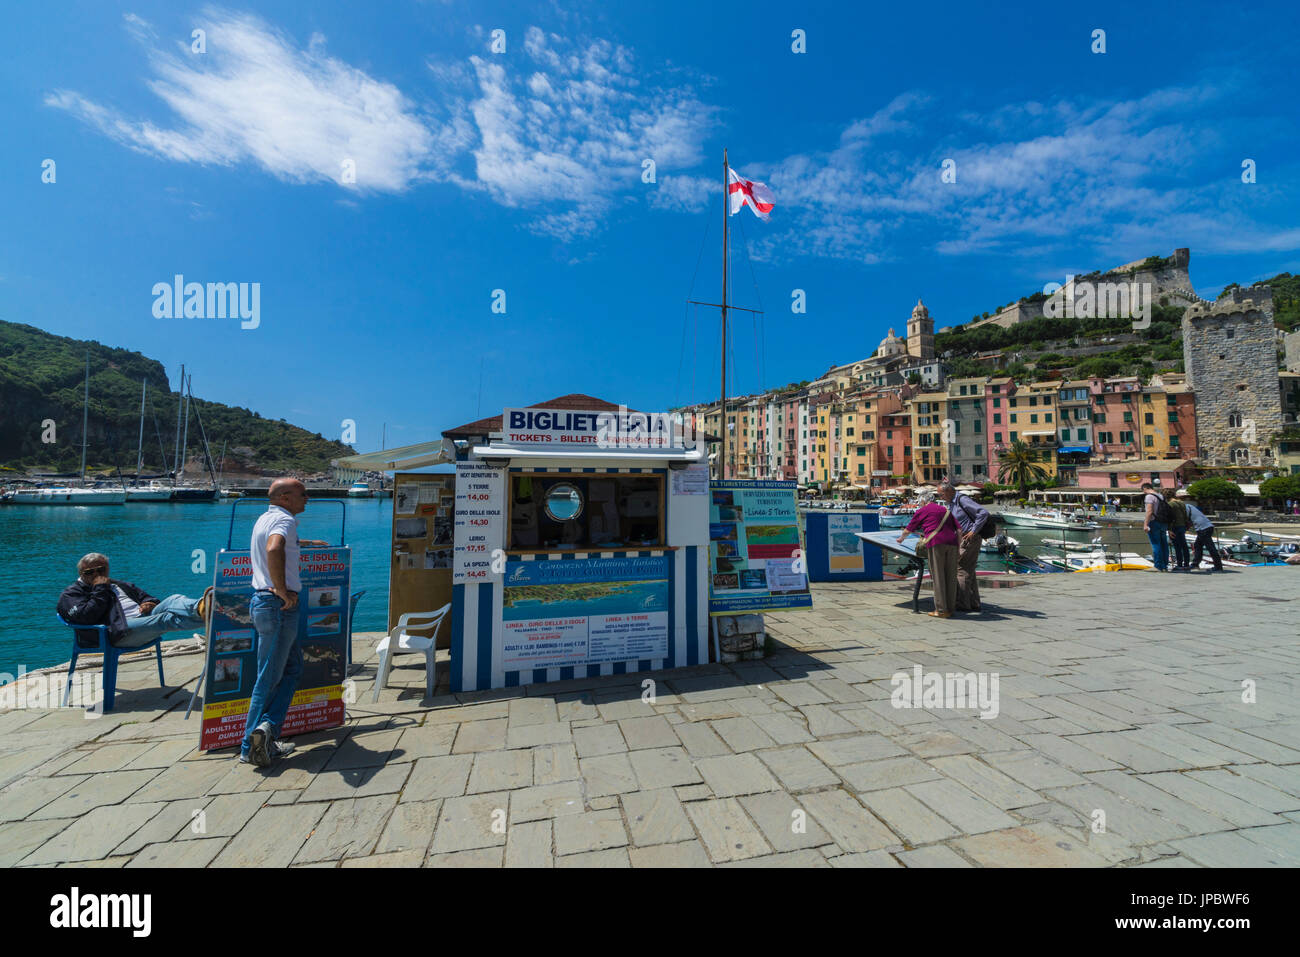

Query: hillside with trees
0,321,354,475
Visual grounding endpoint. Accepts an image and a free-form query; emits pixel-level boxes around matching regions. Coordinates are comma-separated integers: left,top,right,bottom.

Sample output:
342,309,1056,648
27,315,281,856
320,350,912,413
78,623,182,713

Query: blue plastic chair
346,590,366,669
56,615,166,712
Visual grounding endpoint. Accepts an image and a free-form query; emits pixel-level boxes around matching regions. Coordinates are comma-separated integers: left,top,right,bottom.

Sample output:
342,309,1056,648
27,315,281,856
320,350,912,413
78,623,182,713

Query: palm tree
997,439,1049,498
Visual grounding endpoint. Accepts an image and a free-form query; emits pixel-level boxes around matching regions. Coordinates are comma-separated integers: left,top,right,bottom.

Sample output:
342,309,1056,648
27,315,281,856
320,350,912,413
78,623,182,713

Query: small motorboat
347,481,375,498
1039,536,1103,552
979,534,1020,554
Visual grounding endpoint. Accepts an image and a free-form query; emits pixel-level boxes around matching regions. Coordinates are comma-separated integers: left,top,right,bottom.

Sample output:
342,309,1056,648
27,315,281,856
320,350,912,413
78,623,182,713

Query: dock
2,569,1298,867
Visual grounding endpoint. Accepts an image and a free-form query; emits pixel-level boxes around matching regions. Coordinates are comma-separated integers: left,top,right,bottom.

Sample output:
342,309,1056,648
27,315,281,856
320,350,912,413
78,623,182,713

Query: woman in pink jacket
897,487,959,618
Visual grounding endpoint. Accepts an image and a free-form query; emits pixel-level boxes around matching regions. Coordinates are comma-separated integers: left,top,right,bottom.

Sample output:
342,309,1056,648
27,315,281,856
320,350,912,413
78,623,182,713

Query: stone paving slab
3,568,1299,866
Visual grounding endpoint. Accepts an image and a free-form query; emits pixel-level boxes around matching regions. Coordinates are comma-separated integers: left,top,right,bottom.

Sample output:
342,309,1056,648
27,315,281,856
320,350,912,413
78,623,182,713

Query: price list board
388,472,457,639
453,462,506,585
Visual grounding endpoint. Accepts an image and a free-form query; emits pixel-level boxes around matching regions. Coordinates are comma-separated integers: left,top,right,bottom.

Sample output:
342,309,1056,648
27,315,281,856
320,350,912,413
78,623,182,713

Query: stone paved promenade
3,568,1299,867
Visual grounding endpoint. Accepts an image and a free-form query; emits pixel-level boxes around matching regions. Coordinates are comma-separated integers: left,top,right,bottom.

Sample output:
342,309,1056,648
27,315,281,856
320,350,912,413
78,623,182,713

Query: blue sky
3,1,1298,455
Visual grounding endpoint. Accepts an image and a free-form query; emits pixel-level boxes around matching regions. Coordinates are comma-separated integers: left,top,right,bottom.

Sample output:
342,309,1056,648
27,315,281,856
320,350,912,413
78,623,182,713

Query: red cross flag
728,166,775,220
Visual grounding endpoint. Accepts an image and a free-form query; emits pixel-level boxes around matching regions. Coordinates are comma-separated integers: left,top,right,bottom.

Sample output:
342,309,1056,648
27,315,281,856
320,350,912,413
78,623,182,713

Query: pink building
1077,459,1194,491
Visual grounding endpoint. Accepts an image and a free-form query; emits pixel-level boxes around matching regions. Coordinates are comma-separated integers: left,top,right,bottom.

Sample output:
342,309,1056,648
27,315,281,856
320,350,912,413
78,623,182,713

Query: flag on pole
727,166,775,220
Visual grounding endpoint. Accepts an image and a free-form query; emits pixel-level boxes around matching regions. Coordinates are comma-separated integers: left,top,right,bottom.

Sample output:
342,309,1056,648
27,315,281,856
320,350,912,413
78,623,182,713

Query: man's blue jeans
116,594,204,648
1147,520,1170,570
241,592,302,757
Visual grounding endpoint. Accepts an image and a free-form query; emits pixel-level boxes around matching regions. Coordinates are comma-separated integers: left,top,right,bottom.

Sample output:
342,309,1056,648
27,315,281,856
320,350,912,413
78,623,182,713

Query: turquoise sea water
0,498,393,672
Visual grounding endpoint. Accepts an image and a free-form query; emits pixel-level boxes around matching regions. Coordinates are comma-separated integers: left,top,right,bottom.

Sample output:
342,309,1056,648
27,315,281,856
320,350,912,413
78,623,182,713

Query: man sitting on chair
57,552,211,648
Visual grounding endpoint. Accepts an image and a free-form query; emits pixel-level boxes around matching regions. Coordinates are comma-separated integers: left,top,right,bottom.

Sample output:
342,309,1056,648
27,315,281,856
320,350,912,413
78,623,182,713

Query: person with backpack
939,480,991,613
896,487,959,618
1163,489,1191,571
1141,482,1171,571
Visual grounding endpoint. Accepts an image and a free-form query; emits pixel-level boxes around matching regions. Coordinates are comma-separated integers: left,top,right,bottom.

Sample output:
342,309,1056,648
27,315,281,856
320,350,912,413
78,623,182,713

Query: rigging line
691,302,698,407
676,298,689,408
734,212,765,313
686,215,712,302
148,392,169,474
734,212,767,393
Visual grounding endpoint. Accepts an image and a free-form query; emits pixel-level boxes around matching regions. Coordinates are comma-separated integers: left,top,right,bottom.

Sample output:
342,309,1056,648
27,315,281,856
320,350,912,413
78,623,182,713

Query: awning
332,439,452,472
1239,484,1261,495
1058,445,1091,453
473,444,707,463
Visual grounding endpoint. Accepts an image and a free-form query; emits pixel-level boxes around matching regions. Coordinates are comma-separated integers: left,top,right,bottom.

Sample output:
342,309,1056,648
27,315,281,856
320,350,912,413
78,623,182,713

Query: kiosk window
544,483,583,521
510,473,663,550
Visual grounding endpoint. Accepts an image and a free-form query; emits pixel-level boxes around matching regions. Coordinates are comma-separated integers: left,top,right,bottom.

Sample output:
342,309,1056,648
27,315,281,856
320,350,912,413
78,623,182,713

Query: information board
707,480,812,615
390,472,456,637
827,513,866,574
501,556,669,669
200,547,351,751
453,463,505,585
803,512,882,582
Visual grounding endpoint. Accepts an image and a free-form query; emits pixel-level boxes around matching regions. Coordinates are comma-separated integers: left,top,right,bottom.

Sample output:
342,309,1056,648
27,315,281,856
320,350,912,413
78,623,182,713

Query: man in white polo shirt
239,478,328,767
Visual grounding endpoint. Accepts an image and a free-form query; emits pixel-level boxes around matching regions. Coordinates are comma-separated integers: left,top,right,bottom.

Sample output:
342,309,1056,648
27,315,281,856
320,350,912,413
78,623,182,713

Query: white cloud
457,30,715,233
48,11,715,237
46,9,451,192
748,79,1300,264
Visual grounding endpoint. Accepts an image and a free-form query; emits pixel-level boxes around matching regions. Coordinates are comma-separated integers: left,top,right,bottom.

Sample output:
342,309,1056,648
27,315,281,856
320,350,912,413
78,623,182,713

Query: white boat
1047,550,1155,571
877,507,916,528
999,509,1100,531
980,535,1019,554
7,355,127,505
347,481,374,498
1241,528,1300,542
125,481,173,502
5,486,126,505
1040,536,1103,551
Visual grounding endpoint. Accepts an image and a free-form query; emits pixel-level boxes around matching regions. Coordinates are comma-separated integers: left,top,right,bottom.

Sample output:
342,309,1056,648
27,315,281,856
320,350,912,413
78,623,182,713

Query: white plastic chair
372,604,451,702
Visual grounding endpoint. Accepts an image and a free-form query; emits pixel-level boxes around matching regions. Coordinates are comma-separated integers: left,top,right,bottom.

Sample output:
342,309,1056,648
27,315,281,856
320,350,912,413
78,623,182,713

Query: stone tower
907,299,934,360
1182,284,1281,466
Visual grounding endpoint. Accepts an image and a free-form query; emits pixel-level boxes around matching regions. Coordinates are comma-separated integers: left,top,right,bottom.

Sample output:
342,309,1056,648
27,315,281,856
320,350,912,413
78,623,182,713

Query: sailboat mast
179,374,191,483
135,379,147,479
172,363,185,484
721,148,729,481
80,352,89,483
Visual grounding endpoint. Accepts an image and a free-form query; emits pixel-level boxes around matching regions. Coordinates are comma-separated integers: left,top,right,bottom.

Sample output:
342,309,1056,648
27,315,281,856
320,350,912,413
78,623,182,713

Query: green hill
0,321,354,475
936,272,1296,381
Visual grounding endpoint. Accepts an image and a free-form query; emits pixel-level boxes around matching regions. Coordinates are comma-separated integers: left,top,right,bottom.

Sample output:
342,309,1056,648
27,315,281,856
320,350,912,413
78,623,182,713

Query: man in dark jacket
57,552,210,648
939,480,990,614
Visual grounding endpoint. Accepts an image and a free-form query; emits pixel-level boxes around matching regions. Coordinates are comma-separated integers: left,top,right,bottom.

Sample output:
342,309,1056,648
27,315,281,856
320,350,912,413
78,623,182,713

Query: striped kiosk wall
449,546,709,692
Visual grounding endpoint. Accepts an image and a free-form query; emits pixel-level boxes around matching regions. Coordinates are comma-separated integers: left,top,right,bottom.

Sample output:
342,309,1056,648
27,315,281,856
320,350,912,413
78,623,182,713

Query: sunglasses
84,566,108,574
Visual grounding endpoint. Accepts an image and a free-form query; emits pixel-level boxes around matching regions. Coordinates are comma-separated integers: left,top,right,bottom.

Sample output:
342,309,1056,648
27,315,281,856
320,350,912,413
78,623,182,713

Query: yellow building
909,391,948,484
1006,381,1060,480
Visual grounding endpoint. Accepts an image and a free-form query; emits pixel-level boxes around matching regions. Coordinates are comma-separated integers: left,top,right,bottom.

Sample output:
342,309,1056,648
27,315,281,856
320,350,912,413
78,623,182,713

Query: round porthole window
544,482,583,522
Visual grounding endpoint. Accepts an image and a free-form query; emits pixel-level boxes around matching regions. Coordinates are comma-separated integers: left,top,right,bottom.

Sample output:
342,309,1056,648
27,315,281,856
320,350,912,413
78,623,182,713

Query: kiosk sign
707,480,812,614
501,556,669,669
502,407,694,451
199,547,351,751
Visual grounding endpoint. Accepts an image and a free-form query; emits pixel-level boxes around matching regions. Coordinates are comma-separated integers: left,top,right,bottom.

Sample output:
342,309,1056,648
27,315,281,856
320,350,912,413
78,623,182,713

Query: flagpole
721,147,729,481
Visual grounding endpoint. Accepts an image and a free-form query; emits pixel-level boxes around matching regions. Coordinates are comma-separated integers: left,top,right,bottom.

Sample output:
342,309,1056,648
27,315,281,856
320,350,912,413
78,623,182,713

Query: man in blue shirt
939,480,990,613
1182,497,1224,572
